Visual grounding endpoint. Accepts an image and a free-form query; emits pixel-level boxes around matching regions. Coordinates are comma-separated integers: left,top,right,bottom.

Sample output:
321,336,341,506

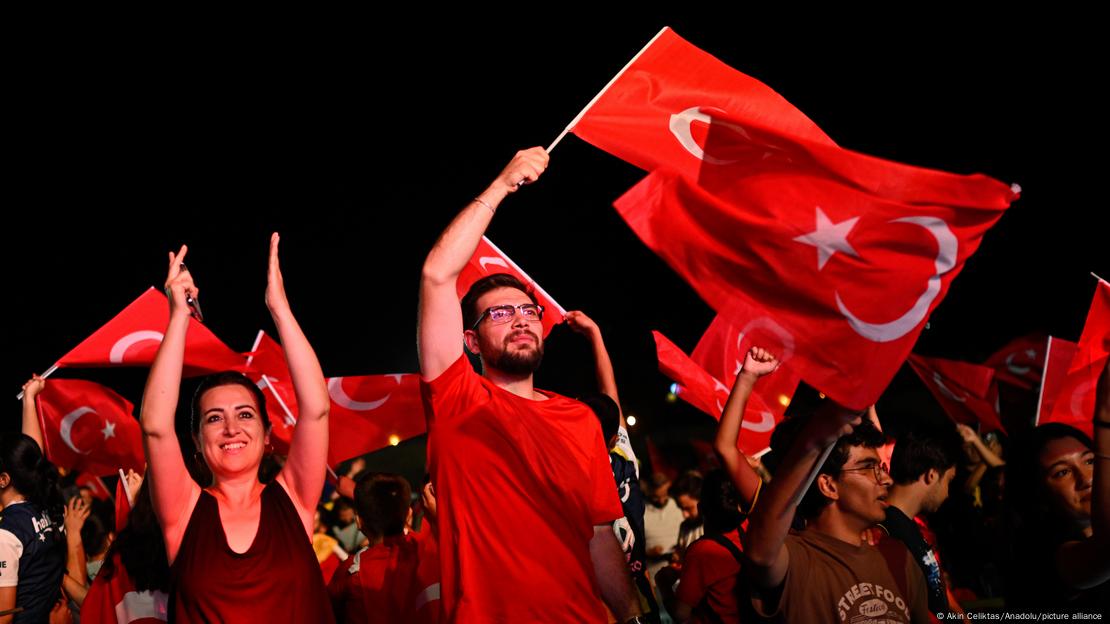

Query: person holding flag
140,234,334,623
418,148,644,622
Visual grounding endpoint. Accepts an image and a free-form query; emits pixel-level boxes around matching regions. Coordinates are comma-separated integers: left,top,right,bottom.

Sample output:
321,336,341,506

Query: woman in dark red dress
140,234,334,623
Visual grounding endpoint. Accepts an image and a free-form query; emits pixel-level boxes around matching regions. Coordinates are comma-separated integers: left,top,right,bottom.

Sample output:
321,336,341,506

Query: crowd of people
1,148,1107,622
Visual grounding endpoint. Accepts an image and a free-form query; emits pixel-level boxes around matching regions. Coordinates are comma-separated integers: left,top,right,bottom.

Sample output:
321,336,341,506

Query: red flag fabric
907,354,1004,433
56,287,249,376
243,331,426,464
652,330,776,456
616,152,1015,409
571,27,836,178
36,379,143,477
1040,281,1110,434
691,313,801,423
244,331,299,454
457,236,566,337
74,473,113,501
326,374,426,465
1071,280,1110,374
983,334,1048,390
1037,337,1087,430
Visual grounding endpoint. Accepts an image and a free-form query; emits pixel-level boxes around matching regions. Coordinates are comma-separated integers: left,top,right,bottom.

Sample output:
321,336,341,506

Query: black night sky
5,15,1105,478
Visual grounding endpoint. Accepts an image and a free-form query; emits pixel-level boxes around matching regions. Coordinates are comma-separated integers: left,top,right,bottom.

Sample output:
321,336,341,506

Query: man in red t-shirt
417,147,644,623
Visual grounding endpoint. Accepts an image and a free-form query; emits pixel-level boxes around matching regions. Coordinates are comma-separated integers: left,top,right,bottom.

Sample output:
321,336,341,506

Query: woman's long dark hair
99,476,170,593
0,433,64,527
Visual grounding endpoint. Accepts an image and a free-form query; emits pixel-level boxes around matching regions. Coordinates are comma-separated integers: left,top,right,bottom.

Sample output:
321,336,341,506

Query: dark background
5,15,1106,479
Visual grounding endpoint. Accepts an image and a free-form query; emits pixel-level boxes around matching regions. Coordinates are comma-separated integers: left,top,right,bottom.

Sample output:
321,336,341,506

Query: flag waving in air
1040,280,1110,434
652,330,777,456
56,287,248,376
457,236,566,337
907,354,1004,433
35,379,144,477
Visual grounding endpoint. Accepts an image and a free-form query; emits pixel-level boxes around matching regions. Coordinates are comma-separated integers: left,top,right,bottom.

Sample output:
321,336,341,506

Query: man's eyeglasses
839,461,889,482
471,303,545,330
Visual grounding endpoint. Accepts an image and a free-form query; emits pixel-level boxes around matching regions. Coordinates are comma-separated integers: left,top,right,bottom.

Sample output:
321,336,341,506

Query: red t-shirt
675,530,744,624
422,355,624,622
328,533,438,624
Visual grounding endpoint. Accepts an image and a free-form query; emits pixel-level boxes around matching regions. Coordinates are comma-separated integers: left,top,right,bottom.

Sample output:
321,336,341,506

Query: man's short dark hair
670,470,704,500
580,393,620,444
461,273,539,331
889,424,964,485
353,472,412,538
767,413,887,520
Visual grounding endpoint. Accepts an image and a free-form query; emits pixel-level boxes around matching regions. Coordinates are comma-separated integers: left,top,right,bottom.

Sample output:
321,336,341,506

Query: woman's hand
164,245,198,320
265,233,290,315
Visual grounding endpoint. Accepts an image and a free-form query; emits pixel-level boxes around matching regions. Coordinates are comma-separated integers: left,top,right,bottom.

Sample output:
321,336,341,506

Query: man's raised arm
418,147,548,380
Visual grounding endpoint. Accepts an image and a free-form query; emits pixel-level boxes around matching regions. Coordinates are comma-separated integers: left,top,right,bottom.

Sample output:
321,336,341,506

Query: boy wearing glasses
417,148,644,623
744,405,931,623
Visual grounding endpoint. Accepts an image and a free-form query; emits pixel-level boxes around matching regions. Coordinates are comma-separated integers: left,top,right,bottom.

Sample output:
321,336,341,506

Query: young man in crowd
877,425,966,617
745,402,931,623
417,147,643,622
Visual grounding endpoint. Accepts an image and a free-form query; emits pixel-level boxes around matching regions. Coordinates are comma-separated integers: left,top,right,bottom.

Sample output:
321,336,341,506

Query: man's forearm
589,526,641,620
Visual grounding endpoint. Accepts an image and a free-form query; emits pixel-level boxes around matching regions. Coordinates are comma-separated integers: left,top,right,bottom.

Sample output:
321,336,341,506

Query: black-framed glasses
471,303,545,330
839,461,889,482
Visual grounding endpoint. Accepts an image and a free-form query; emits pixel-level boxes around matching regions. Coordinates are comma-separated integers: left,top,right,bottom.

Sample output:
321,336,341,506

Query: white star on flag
793,207,860,270
101,420,116,440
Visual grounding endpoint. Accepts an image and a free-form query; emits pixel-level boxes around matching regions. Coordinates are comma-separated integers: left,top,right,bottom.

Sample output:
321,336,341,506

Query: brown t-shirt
751,529,931,624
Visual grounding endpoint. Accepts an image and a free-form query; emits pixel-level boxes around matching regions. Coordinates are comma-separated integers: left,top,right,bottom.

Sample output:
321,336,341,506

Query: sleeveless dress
169,481,334,623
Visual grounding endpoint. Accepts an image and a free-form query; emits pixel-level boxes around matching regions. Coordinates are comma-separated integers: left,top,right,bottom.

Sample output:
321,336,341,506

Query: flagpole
787,442,837,510
545,26,670,154
260,376,298,426
1034,336,1053,426
15,364,59,400
1093,272,1107,284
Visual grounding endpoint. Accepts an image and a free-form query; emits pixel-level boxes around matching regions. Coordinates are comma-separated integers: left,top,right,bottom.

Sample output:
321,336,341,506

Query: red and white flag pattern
983,334,1047,390
244,331,299,454
36,379,144,477
243,331,426,463
691,313,801,423
457,236,566,337
56,287,249,376
652,330,777,456
571,27,836,178
326,373,426,465
1039,280,1110,434
907,354,1004,432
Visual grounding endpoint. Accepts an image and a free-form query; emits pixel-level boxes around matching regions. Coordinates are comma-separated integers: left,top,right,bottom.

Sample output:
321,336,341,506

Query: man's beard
485,331,544,376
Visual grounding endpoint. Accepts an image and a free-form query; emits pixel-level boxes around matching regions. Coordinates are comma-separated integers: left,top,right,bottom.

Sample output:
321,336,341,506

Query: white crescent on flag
836,216,958,343
109,330,165,363
60,407,95,454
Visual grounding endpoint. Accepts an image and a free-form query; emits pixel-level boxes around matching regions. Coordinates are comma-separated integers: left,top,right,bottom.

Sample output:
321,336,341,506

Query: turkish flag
616,141,1015,409
652,330,776,456
56,287,249,376
983,334,1047,390
243,331,299,455
36,379,144,477
691,313,801,423
326,374,426,465
1071,280,1110,374
907,354,1004,433
1040,281,1110,434
1037,337,1091,432
457,236,566,337
571,27,836,178
74,473,113,501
